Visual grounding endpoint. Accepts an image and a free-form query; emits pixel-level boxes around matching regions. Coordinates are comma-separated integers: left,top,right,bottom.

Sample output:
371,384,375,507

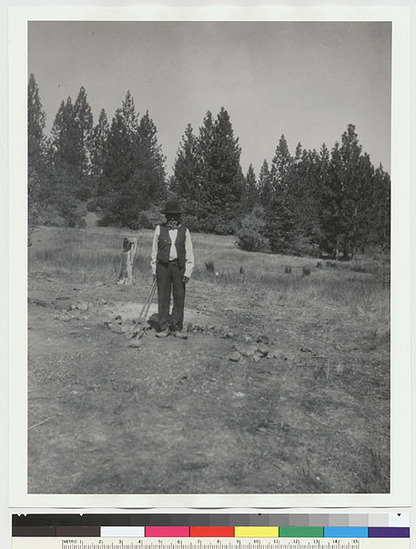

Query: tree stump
118,237,137,284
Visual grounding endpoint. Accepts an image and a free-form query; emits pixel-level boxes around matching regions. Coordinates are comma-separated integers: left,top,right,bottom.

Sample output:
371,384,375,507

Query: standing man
151,200,195,338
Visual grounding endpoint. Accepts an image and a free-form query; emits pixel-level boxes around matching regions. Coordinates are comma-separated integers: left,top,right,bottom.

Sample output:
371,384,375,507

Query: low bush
236,210,269,252
135,207,165,230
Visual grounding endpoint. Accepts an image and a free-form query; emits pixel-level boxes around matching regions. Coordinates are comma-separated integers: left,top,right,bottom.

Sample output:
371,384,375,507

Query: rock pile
228,338,287,363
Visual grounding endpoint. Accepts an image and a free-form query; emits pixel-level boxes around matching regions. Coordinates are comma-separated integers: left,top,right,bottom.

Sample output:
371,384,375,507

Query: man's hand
183,276,190,284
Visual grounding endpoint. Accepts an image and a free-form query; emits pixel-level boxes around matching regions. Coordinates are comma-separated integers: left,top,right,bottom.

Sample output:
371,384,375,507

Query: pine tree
270,134,292,192
28,74,47,240
258,159,273,207
136,110,167,204
200,107,244,234
371,165,390,250
265,136,297,253
73,86,93,174
50,88,94,203
121,91,139,139
98,94,167,227
51,97,77,170
171,123,203,220
90,108,109,176
242,164,258,212
28,73,46,167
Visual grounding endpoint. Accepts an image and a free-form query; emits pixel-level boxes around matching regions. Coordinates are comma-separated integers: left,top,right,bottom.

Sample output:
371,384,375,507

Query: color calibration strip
13,526,410,538
12,514,410,539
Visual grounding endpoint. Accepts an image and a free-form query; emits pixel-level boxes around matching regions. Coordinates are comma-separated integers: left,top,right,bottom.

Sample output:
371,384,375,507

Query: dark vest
157,224,187,269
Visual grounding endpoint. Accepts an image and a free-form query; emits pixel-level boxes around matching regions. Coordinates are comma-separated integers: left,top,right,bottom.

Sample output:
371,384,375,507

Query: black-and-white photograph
18,11,407,501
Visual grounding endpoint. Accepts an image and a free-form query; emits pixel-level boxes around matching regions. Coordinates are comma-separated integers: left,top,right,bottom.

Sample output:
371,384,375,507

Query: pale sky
28,21,391,176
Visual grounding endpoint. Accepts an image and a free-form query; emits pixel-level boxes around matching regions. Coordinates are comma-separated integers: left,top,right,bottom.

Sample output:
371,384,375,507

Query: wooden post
118,236,137,284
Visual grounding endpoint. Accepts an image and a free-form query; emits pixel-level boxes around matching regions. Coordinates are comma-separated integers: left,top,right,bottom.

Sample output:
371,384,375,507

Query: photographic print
8,6,411,507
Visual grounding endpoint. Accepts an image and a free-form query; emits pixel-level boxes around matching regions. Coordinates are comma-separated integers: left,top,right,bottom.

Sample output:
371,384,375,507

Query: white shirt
151,225,195,278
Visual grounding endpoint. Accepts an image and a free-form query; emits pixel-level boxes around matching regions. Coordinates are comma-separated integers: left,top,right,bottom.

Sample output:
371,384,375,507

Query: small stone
55,297,72,311
100,298,108,305
104,320,111,327
111,325,125,334
271,349,287,360
301,347,312,353
244,335,252,342
244,346,257,357
187,322,194,332
257,334,269,344
208,325,215,330
256,344,269,357
115,314,122,321
226,331,234,339
77,301,89,312
129,340,142,348
252,355,261,363
229,351,241,362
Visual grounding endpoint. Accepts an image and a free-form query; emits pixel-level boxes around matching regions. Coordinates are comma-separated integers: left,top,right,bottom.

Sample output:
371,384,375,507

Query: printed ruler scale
11,538,410,549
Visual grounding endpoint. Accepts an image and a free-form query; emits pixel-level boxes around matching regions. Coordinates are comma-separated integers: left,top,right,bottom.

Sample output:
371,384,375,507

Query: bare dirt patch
27,226,390,494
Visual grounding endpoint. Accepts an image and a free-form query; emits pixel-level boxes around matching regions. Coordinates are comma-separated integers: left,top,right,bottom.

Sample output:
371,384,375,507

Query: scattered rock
234,392,246,398
244,346,257,357
208,325,215,330
54,314,72,322
55,297,72,311
111,325,125,334
257,334,269,344
229,351,241,362
271,349,287,360
115,314,122,321
100,298,108,305
243,335,253,342
129,340,142,348
77,301,89,312
252,355,261,363
256,343,269,357
301,347,312,353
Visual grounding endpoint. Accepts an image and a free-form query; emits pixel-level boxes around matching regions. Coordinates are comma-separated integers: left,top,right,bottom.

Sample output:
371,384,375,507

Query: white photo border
9,4,412,508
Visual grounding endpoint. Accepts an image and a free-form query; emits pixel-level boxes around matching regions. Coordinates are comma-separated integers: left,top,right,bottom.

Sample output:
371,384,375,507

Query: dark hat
162,199,186,214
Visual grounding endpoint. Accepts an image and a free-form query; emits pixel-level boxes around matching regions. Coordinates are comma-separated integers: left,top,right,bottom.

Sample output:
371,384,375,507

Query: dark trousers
156,260,186,331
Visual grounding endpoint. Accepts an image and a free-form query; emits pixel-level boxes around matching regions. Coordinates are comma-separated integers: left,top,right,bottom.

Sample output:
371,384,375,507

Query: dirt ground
27,226,390,494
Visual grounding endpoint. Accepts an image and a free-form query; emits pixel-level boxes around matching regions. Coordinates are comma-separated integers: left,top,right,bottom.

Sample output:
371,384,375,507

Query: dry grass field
27,222,390,494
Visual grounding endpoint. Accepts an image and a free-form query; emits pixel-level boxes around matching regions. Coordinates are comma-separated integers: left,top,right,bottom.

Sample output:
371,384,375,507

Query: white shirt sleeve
150,225,160,275
184,228,195,279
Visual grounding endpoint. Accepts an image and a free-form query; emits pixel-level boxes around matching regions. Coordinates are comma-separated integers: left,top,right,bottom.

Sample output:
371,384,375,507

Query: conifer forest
28,74,390,259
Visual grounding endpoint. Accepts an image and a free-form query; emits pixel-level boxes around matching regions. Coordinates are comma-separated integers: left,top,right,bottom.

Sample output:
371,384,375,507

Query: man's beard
166,217,181,230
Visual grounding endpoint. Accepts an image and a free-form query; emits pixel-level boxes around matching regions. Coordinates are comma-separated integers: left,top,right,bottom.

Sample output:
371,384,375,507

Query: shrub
135,206,165,230
236,210,269,252
86,198,97,212
182,214,201,232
